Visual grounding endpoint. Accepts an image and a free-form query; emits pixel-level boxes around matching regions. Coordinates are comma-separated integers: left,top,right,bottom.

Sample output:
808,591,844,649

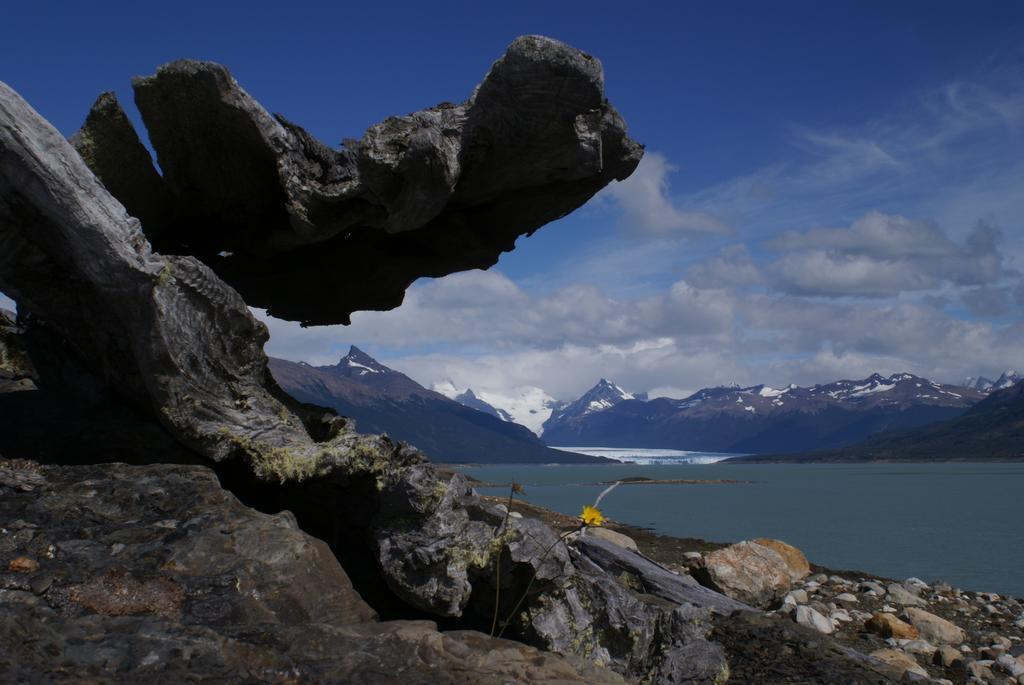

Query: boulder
865,612,920,639
752,537,811,581
903,608,966,645
694,540,793,608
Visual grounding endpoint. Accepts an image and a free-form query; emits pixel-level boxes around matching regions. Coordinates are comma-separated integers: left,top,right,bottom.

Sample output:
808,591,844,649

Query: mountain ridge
541,372,986,454
732,379,1024,462
269,347,603,464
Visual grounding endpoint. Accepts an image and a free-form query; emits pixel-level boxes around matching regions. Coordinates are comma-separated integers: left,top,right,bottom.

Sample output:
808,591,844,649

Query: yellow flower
580,504,605,527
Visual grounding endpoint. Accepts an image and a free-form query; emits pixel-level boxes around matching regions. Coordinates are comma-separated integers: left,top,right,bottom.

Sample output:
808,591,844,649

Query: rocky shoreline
487,496,1024,684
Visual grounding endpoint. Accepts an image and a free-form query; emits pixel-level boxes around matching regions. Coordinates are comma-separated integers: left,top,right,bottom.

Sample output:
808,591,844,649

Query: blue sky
2,2,1023,400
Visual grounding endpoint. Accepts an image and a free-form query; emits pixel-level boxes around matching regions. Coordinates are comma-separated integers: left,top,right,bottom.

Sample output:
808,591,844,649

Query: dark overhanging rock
76,35,643,325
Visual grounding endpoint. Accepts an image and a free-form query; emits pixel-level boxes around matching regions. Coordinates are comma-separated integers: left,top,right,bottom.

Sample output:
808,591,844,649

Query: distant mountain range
540,373,988,454
963,370,1021,392
271,346,1019,461
269,347,601,464
735,379,1024,462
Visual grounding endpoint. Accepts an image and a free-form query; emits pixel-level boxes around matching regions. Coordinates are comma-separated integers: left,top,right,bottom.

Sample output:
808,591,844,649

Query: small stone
888,583,927,607
982,645,1007,660
811,573,828,583
778,593,798,614
902,639,937,657
831,609,853,623
966,660,994,681
860,580,886,595
787,589,808,604
904,607,966,645
905,577,930,590
803,581,820,592
934,645,965,669
865,612,919,640
567,526,639,552
836,592,859,605
795,605,834,634
883,604,898,613
869,648,928,678
995,654,1024,678
29,573,53,595
7,556,39,573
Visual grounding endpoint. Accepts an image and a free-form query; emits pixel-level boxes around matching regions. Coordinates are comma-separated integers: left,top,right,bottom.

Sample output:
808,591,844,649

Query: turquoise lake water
462,461,1024,597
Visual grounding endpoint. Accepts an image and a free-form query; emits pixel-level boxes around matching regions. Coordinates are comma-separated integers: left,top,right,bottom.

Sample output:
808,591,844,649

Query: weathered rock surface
78,36,642,325
709,611,899,684
694,540,793,608
752,537,810,582
903,607,967,645
0,79,323,468
869,649,928,679
0,460,626,684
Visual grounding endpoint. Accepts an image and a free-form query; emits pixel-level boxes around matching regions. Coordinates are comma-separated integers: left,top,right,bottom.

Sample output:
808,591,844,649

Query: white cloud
764,212,1013,297
602,152,729,237
258,260,1022,401
686,244,763,289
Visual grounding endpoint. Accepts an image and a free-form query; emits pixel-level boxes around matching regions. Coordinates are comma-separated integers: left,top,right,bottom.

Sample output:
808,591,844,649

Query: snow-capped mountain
435,382,562,436
269,347,600,464
745,378,1024,462
332,345,392,376
542,372,987,454
453,389,514,423
542,379,636,434
964,370,1021,392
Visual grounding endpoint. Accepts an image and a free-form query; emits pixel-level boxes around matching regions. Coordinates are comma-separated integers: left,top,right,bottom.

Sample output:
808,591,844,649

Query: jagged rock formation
0,460,626,684
75,37,642,325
